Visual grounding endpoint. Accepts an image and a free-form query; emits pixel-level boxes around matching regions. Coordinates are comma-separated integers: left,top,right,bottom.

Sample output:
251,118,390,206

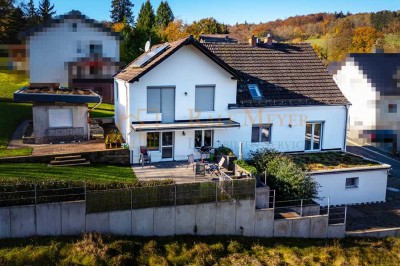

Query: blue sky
31,0,400,25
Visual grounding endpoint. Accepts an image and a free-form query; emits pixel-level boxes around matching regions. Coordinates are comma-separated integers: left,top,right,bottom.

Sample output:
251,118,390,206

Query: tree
38,0,55,23
136,0,155,35
120,17,136,63
185,17,228,39
22,0,39,27
371,10,398,31
155,1,174,29
110,0,134,24
328,18,353,61
159,20,187,42
350,27,383,53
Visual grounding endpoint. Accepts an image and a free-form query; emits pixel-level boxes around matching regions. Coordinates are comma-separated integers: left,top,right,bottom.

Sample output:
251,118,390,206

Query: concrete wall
0,200,343,239
313,168,388,206
346,228,400,238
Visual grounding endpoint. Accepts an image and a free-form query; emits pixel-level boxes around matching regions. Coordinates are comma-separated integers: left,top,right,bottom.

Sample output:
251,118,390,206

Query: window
194,130,213,148
388,104,397,113
89,44,103,55
115,82,119,102
305,122,323,151
147,132,160,151
147,88,161,113
247,84,262,99
72,23,77,32
195,86,215,112
90,66,101,75
345,177,359,189
251,124,272,143
48,109,73,128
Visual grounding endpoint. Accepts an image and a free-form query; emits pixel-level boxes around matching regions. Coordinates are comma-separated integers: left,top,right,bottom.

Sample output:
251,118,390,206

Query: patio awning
131,119,240,132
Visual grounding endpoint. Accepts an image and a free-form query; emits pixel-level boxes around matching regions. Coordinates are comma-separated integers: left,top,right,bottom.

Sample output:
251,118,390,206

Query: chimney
265,33,273,45
248,35,259,47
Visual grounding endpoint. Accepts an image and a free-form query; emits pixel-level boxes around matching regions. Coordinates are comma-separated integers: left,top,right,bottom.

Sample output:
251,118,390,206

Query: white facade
115,44,348,163
313,167,389,206
28,18,120,86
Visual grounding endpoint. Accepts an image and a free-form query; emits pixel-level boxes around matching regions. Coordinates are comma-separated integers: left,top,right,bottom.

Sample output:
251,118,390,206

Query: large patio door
161,132,174,160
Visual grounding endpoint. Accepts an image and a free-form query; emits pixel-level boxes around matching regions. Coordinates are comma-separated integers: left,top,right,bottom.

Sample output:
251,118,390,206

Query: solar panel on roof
131,43,170,68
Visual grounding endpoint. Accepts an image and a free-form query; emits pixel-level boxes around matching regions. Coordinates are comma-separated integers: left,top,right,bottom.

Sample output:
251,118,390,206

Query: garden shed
14,86,101,144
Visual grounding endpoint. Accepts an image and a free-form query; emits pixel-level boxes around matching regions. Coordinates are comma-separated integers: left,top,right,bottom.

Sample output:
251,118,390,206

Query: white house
333,53,400,154
114,36,390,205
24,11,121,103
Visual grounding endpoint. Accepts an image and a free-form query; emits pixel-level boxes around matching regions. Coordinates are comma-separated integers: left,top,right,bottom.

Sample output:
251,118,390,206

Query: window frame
195,85,215,112
251,124,272,143
388,104,397,113
89,44,103,55
305,122,324,151
194,130,214,148
247,84,262,99
147,132,160,151
345,177,359,189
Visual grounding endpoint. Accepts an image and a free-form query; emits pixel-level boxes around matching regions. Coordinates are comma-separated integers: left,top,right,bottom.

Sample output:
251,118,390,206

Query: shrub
234,159,258,176
215,146,235,156
248,148,318,201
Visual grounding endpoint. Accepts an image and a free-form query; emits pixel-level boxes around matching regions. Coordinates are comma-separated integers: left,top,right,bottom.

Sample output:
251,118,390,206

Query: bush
215,146,235,156
248,148,318,201
234,159,258,176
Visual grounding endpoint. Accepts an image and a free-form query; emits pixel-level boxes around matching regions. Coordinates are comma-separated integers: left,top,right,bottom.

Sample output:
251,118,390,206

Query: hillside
228,11,400,64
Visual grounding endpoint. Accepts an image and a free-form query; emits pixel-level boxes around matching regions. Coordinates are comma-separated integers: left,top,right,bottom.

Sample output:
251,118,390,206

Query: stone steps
49,155,90,167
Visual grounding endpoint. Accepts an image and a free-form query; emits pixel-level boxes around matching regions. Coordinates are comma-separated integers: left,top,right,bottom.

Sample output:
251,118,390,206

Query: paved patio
133,161,226,184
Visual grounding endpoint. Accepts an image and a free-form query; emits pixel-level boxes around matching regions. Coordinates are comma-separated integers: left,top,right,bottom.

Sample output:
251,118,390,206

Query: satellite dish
144,41,151,52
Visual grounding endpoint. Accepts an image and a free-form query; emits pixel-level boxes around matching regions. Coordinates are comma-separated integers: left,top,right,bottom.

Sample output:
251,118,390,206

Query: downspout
343,104,351,152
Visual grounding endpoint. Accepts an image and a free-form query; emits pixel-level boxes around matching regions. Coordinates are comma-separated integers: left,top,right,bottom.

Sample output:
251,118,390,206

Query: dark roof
205,42,349,107
114,36,239,82
199,34,238,43
21,10,122,41
341,53,400,96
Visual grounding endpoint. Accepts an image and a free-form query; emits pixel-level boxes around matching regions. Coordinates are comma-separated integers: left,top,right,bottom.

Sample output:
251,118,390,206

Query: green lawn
0,235,399,265
0,71,29,101
0,102,33,157
89,102,115,118
0,163,135,183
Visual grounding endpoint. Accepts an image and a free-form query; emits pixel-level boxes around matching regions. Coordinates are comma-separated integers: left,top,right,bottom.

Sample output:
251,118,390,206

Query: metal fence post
84,182,87,202
327,197,330,217
344,206,347,225
34,184,37,205
174,185,177,206
300,199,303,217
273,190,276,210
215,182,218,202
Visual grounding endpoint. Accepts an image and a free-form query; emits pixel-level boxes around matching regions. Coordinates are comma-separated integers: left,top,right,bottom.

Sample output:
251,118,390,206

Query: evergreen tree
22,0,39,27
136,0,155,35
38,0,55,23
110,0,134,24
155,1,174,29
7,5,26,43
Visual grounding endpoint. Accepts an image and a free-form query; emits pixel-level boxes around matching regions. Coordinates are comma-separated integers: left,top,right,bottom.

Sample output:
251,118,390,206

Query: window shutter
195,86,215,112
147,88,161,113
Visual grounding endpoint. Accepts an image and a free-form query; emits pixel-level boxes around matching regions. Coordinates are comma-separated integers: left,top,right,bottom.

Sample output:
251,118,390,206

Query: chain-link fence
0,182,86,207
86,178,256,213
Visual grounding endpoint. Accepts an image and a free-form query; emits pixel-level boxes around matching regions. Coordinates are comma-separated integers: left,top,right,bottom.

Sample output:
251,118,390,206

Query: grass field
0,234,399,265
89,102,115,118
0,163,135,183
0,71,29,101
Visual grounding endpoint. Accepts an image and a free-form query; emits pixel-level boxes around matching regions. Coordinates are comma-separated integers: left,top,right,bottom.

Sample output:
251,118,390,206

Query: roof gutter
343,103,351,151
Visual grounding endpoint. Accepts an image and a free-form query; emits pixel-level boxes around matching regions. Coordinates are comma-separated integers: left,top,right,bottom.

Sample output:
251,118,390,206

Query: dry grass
0,235,400,265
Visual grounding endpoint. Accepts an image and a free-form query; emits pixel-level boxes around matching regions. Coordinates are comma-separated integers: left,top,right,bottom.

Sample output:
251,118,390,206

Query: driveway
346,139,400,231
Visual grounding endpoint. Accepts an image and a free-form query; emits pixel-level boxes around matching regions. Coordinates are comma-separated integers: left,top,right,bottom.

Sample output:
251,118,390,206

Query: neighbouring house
14,87,101,144
199,34,238,43
332,53,400,154
21,10,121,103
113,35,390,205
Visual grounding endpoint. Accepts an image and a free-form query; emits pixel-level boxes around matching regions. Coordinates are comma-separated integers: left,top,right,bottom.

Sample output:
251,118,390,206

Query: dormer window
72,23,77,32
247,84,262,99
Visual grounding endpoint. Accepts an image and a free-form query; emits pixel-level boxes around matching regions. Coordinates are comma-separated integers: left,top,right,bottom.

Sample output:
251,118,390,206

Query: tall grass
0,234,400,265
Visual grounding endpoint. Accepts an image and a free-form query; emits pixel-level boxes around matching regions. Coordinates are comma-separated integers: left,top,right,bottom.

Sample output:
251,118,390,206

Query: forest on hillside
229,11,400,64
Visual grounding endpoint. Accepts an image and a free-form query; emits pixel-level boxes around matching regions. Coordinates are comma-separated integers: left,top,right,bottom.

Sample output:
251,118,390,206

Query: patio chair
208,157,225,176
187,154,196,171
139,146,151,168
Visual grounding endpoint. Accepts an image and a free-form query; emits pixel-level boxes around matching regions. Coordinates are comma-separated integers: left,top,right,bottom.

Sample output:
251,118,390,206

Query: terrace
289,151,386,172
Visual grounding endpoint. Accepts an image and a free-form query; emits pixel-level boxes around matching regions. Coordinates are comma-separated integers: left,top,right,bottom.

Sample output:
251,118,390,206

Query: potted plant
214,146,237,171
